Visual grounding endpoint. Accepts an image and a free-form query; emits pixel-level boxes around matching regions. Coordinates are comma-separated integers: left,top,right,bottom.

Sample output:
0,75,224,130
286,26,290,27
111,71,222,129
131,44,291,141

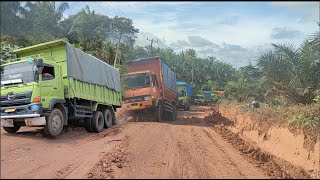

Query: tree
68,5,111,52
0,2,26,36
257,42,320,104
112,16,139,66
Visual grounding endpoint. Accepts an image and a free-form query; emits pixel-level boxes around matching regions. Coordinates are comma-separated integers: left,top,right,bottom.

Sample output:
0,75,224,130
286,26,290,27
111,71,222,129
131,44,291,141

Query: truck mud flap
164,101,173,113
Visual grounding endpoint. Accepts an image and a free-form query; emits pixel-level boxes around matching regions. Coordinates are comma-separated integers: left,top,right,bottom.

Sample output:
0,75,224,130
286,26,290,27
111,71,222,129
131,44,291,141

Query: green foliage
115,63,128,96
224,64,263,102
153,48,235,91
289,108,320,131
0,37,20,64
257,41,320,104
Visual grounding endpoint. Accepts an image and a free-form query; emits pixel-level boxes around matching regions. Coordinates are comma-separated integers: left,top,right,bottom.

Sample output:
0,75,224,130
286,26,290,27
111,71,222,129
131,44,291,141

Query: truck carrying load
123,57,178,121
176,81,192,111
1,39,122,137
126,57,177,93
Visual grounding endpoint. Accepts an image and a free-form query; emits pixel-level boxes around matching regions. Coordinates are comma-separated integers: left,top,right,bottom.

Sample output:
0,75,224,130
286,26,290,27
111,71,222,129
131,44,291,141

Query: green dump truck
0,39,122,137
194,91,212,105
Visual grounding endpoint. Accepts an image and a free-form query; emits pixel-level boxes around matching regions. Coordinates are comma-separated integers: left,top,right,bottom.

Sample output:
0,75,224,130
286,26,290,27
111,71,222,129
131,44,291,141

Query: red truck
123,57,178,121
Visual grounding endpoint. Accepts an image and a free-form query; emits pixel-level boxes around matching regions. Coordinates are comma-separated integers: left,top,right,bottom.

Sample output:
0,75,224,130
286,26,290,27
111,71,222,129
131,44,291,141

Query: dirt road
1,106,295,179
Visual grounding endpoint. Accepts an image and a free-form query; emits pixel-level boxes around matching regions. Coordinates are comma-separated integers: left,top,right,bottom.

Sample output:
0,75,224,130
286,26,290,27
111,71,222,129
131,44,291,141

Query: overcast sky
63,1,319,68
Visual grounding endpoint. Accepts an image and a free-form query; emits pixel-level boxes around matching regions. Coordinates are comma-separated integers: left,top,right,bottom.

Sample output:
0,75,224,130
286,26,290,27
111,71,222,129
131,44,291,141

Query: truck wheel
3,123,21,133
103,109,112,128
85,117,93,132
170,104,177,121
92,111,104,133
155,101,162,122
111,109,117,125
44,108,64,137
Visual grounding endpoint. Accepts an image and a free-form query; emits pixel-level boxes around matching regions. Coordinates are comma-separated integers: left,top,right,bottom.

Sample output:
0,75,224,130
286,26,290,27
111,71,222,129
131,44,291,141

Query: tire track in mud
201,128,246,178
56,160,84,179
86,122,156,179
187,127,208,178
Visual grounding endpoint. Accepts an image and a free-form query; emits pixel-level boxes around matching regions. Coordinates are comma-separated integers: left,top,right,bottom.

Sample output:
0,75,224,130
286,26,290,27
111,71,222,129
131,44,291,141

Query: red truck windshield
125,73,150,90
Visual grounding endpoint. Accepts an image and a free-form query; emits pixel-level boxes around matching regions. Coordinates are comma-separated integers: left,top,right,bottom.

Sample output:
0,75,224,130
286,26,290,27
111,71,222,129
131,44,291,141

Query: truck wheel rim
52,115,61,131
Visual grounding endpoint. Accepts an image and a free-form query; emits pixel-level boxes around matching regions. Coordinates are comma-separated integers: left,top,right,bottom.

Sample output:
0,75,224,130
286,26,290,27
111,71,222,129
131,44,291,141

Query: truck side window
42,65,55,81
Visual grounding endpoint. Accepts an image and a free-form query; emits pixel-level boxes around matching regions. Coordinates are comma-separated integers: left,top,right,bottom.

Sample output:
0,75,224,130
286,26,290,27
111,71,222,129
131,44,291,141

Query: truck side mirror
35,59,43,68
35,59,44,74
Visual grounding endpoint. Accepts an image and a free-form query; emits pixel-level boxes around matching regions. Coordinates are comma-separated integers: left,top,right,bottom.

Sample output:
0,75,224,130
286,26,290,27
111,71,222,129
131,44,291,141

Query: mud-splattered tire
169,104,177,121
103,109,112,128
44,108,64,137
85,117,93,132
111,108,117,125
3,123,21,133
92,111,104,133
154,101,162,122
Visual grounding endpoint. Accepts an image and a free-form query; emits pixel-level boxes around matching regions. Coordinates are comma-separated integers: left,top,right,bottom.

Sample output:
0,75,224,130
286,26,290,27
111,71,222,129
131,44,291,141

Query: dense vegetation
1,2,319,106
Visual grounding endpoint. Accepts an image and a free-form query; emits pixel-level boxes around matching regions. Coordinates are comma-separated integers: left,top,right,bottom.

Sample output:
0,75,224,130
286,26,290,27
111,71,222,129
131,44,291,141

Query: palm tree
310,22,320,48
257,41,320,104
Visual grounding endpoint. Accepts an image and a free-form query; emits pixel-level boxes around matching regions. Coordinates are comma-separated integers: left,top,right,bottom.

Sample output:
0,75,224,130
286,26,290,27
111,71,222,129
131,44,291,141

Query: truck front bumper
0,103,46,127
1,114,46,127
123,100,154,111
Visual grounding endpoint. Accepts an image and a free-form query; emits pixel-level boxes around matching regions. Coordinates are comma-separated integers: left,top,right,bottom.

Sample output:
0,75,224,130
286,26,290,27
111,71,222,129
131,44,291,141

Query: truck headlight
144,96,151,101
28,104,40,111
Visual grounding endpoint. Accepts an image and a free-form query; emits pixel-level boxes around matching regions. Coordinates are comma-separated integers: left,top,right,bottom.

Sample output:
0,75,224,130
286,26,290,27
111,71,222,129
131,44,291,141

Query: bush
289,107,320,131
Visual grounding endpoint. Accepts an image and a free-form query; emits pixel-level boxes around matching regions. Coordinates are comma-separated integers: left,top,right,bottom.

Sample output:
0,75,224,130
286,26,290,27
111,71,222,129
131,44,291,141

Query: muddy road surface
1,106,285,179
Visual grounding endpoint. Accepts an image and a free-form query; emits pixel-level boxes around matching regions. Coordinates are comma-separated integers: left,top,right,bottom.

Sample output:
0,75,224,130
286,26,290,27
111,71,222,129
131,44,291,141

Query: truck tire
111,108,117,125
85,117,93,132
103,109,112,128
170,104,177,121
92,111,104,133
155,101,162,122
3,123,21,133
44,108,64,137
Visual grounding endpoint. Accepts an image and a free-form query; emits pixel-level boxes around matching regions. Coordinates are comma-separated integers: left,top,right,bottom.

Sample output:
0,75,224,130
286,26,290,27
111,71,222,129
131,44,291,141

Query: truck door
151,75,157,95
39,64,64,108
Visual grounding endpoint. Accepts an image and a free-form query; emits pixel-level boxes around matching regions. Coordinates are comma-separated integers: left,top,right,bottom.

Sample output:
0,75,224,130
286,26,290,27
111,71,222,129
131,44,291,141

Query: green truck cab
176,81,192,111
0,39,122,137
194,91,212,105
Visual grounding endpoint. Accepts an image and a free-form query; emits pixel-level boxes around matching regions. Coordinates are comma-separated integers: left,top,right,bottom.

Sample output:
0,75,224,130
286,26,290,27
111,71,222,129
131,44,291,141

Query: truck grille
123,96,145,103
0,91,32,107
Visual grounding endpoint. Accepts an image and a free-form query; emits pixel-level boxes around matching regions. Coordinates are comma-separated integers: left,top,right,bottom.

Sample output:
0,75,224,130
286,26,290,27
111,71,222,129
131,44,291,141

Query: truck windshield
0,62,37,86
125,73,150,90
